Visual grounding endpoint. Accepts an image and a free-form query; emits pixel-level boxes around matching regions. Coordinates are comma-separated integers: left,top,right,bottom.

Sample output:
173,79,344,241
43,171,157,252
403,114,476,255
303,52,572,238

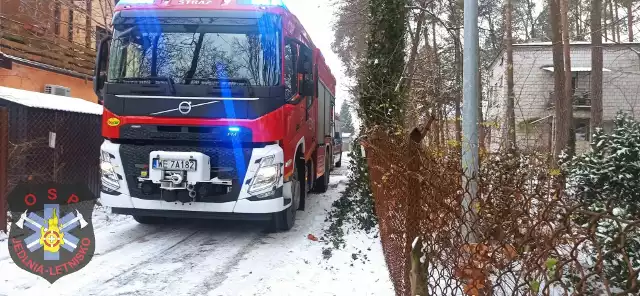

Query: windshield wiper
116,76,176,95
185,78,255,96
186,78,251,84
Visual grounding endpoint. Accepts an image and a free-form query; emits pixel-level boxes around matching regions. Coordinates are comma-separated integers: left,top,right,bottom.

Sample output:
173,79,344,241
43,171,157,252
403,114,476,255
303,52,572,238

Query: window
297,43,313,109
54,3,61,35
284,41,298,100
68,10,74,42
575,119,590,141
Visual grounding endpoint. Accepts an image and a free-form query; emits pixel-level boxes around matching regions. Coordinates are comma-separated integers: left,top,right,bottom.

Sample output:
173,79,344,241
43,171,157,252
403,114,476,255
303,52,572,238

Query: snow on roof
515,41,640,46
0,86,103,115
542,66,612,72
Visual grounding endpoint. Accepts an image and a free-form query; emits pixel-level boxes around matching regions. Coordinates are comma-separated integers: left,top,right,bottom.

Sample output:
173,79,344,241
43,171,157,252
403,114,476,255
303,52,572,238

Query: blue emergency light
228,127,241,132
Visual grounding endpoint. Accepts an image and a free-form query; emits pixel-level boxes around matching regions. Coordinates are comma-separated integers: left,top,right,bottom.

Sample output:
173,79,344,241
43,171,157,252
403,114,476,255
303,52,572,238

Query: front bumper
99,140,292,215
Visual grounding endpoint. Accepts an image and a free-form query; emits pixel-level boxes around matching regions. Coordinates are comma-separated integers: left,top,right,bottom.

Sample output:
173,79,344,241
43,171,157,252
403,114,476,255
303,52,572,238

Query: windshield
107,15,281,87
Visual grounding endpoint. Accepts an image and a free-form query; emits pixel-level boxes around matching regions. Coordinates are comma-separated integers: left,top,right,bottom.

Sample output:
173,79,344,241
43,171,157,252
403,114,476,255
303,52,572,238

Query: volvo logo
149,100,220,116
178,101,192,114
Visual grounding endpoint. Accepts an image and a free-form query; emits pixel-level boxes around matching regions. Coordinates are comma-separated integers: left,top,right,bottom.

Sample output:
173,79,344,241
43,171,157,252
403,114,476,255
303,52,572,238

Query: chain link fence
0,103,102,232
361,126,640,296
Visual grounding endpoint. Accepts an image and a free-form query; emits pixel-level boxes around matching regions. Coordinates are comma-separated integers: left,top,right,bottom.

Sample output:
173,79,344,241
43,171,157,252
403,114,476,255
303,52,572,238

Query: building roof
487,41,640,71
0,86,103,115
514,41,640,46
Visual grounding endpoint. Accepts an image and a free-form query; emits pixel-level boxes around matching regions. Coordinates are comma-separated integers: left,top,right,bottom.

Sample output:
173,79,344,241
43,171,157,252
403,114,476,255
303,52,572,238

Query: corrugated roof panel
0,86,103,115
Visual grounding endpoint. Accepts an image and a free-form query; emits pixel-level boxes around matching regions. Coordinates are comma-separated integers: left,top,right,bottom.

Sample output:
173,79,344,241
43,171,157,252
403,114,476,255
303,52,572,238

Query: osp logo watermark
7,182,97,283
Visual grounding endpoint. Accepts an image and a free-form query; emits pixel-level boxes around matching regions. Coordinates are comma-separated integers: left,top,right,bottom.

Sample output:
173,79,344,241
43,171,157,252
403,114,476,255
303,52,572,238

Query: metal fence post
462,0,480,243
0,107,8,232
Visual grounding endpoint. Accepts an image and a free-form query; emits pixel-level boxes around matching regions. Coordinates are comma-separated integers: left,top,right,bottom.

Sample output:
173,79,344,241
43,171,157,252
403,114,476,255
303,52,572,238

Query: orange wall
0,62,97,103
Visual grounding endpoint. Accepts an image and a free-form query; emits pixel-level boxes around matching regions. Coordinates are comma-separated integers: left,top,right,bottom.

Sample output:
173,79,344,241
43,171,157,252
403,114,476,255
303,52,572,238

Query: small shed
0,86,103,229
342,133,353,152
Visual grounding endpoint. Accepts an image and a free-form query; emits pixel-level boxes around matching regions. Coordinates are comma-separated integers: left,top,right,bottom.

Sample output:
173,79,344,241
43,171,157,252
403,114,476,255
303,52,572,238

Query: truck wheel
313,150,330,193
268,158,301,232
133,215,167,225
335,153,342,168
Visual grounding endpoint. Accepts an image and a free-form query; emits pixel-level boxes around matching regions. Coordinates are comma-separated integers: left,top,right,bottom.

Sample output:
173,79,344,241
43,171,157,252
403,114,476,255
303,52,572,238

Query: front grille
119,144,252,201
119,125,253,142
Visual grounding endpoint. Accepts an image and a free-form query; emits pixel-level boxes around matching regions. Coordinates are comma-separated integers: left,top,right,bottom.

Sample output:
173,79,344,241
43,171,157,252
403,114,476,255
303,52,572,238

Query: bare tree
609,0,617,42
604,0,609,40
404,1,428,92
505,0,517,150
629,0,634,41
448,0,462,144
615,0,621,42
561,0,575,156
549,0,568,160
592,0,604,128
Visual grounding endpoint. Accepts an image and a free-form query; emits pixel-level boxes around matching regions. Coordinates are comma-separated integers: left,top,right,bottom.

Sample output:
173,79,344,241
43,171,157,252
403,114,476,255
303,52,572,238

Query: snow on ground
0,152,393,296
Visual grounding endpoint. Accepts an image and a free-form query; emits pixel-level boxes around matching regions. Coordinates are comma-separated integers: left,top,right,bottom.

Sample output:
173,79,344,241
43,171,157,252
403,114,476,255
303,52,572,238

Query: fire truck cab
93,0,337,232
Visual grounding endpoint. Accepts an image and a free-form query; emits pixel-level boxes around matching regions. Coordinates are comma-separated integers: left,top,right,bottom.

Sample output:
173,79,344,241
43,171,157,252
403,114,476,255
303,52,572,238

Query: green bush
563,112,640,292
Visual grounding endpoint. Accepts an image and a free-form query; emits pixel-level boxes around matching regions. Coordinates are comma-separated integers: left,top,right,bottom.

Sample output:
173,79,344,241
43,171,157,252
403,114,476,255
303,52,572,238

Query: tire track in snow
97,229,201,286
11,225,201,296
188,234,267,295
81,221,267,296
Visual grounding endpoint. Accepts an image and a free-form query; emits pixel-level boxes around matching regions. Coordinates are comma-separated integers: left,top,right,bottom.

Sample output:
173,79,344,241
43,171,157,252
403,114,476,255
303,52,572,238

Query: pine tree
339,102,355,134
564,112,640,291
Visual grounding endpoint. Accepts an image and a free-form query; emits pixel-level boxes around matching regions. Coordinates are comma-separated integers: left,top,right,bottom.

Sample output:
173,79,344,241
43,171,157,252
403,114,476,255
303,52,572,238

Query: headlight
100,151,120,190
248,156,281,195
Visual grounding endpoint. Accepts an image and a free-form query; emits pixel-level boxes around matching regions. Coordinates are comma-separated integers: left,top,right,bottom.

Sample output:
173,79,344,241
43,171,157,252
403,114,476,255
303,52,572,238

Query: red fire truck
93,0,338,231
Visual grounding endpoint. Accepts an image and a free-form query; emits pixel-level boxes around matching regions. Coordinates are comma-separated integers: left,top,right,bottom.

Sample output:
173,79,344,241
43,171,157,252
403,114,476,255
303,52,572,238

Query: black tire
335,153,342,168
133,215,167,225
313,149,330,193
268,157,301,232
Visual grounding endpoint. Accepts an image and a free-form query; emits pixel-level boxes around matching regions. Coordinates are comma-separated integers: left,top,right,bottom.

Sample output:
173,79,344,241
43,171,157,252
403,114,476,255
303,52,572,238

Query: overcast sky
283,0,349,112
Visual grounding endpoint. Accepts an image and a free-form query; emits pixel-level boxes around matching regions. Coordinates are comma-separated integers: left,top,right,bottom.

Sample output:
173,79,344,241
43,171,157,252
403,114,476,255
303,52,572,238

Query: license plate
153,159,197,171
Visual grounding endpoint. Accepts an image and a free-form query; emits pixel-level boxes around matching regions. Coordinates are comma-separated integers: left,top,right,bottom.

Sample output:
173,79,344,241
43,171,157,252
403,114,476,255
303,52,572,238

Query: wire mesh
361,126,640,296
4,106,101,201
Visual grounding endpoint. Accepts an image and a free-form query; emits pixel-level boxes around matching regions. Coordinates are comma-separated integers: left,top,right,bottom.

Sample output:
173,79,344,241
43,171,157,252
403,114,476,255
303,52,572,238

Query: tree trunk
478,43,486,152
550,0,568,160
505,0,517,150
527,0,536,39
561,0,575,157
431,4,442,146
629,0,634,42
604,0,609,40
609,0,616,42
614,0,621,42
404,2,427,93
410,236,428,296
592,0,604,129
449,0,462,144
85,0,92,48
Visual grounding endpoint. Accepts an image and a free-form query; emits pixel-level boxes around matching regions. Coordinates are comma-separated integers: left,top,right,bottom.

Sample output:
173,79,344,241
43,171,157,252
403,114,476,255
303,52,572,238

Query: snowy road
0,154,393,296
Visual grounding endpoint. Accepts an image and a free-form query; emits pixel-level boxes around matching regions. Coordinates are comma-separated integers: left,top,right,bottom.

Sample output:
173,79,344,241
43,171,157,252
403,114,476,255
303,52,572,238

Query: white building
486,41,640,153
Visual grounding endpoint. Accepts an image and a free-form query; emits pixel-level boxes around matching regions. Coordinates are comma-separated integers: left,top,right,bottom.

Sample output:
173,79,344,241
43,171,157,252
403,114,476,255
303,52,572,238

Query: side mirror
297,47,312,75
94,35,112,105
300,79,314,97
